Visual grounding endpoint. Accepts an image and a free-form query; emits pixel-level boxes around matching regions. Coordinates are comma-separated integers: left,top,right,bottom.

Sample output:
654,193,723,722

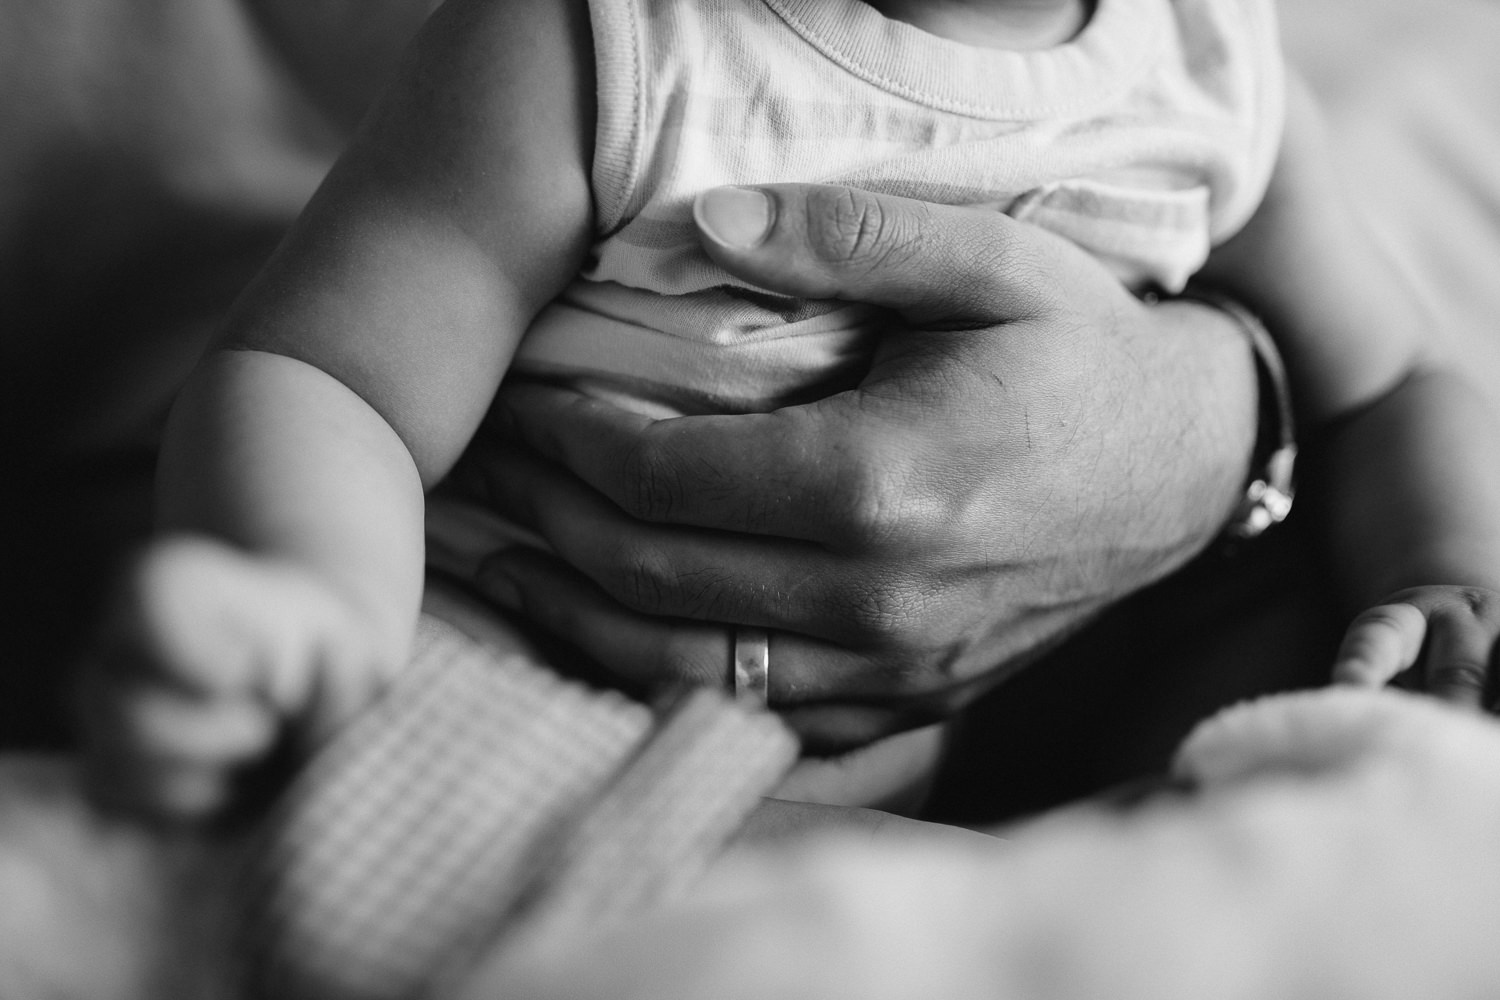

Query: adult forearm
998,294,1260,618
1135,297,1264,556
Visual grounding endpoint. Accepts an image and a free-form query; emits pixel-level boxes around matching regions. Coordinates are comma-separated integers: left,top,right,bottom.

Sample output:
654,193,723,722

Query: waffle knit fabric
236,613,798,1000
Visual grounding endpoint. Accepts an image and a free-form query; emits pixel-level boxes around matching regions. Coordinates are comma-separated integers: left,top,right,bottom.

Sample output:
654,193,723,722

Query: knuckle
995,236,1067,315
619,435,685,522
804,187,924,274
838,577,928,645
665,568,732,620
602,542,730,620
832,486,899,551
825,449,924,552
601,539,677,613
1455,587,1500,617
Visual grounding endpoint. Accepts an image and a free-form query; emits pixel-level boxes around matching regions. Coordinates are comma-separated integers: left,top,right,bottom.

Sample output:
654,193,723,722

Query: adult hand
454,184,1260,752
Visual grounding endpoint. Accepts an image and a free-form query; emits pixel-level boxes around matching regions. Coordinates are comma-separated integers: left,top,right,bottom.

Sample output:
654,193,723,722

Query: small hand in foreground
78,537,382,823
1332,585,1500,709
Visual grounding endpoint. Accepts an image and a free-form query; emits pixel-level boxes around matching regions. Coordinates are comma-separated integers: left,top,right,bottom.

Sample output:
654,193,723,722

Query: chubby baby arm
1203,73,1500,706
81,348,434,824
81,0,597,821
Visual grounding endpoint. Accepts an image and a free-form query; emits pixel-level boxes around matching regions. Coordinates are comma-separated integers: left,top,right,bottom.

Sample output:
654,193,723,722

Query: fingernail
694,187,772,249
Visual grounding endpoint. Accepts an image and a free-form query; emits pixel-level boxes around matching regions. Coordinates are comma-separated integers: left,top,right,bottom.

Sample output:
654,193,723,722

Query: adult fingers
489,337,1010,547
477,543,899,700
487,382,900,545
457,434,949,644
484,185,1126,543
1330,603,1426,688
472,547,971,748
691,183,1075,327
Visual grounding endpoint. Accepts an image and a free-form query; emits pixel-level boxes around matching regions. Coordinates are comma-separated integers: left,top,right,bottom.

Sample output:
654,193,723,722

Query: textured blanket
484,688,1500,1000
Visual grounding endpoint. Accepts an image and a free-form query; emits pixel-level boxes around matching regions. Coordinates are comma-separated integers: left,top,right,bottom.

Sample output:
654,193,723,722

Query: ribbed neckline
758,0,1164,120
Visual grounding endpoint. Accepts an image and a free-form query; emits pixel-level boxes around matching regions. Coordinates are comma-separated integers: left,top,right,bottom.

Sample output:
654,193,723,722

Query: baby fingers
1421,604,1499,708
1331,602,1426,688
1333,586,1500,710
80,678,278,822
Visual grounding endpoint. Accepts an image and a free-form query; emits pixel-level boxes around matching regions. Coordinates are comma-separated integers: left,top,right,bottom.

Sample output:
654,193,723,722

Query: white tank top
508,0,1283,417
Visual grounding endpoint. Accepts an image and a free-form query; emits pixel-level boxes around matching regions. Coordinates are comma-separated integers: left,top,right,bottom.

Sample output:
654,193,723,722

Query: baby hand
1331,585,1500,709
79,536,380,823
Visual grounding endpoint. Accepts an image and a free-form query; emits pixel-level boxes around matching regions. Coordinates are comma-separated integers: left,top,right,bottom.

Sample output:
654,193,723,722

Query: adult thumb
692,183,1068,327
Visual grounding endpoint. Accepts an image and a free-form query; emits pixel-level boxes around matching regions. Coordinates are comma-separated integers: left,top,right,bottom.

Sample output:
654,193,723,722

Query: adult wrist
1176,286,1298,543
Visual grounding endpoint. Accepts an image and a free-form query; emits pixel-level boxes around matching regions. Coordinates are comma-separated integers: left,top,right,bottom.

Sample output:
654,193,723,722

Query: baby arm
1202,73,1500,707
82,0,597,819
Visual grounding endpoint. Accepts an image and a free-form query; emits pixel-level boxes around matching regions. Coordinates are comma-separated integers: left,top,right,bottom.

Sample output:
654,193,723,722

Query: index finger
491,381,906,545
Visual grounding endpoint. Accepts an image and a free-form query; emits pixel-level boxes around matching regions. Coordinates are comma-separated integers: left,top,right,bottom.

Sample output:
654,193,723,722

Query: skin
454,182,1263,753
460,78,1500,736
1202,78,1500,703
81,0,1500,823
13,1,1500,995
80,0,1269,818
83,0,599,818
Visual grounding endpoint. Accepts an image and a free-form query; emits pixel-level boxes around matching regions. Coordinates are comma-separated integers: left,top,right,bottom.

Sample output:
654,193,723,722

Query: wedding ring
733,627,771,707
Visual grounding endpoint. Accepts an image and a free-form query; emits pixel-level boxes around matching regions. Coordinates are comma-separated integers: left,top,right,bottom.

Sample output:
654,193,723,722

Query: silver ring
733,627,770,707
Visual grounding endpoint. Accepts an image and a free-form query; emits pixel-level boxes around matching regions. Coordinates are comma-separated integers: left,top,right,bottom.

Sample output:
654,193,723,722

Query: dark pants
925,513,1342,824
